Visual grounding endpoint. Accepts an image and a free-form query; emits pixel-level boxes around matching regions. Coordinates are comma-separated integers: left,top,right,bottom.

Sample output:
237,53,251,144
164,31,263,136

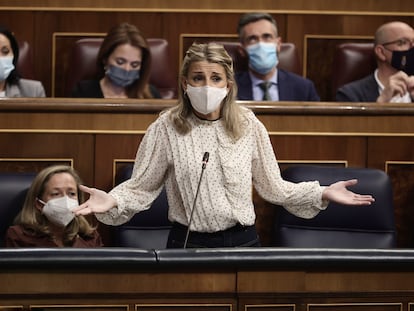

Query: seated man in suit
336,21,414,103
235,12,320,101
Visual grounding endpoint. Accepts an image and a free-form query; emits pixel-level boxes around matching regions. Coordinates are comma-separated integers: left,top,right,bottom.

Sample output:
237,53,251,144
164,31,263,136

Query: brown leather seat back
17,41,34,79
332,42,376,96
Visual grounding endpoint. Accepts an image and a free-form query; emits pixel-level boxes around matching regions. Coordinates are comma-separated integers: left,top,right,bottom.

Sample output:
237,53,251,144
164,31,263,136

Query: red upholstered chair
17,41,34,79
220,41,301,75
331,42,377,97
66,38,177,98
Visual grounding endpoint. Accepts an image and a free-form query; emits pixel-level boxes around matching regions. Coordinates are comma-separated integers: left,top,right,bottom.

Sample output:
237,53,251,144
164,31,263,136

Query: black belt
172,222,254,235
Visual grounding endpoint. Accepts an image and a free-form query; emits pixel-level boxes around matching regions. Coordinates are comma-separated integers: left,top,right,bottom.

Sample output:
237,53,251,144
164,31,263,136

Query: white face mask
39,196,78,227
186,85,228,115
0,56,15,81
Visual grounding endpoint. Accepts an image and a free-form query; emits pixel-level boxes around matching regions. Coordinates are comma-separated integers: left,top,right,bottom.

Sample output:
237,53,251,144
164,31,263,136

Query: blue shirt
249,70,279,101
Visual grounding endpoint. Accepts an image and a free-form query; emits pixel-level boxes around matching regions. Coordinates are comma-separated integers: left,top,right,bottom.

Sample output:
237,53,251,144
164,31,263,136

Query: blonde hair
14,165,98,246
169,42,247,141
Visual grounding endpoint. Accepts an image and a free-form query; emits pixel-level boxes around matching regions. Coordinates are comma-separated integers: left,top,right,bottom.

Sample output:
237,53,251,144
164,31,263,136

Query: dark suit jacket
235,69,320,101
336,74,379,102
71,79,161,98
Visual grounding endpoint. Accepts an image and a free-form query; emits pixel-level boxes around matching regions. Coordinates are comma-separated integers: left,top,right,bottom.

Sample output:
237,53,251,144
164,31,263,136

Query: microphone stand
183,152,209,248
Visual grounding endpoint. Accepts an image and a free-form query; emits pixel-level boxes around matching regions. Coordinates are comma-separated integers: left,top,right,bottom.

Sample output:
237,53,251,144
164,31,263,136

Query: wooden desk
1,98,414,247
1,248,414,310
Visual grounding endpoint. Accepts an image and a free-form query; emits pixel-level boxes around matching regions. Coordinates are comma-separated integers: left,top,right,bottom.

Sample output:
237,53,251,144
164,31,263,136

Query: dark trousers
167,222,261,248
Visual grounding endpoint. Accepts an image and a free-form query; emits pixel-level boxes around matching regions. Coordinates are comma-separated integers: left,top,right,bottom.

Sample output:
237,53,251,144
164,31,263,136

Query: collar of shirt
249,70,279,101
374,69,412,103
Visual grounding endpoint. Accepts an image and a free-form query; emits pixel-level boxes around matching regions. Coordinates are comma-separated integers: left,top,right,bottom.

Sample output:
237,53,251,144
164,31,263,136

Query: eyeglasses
381,37,414,49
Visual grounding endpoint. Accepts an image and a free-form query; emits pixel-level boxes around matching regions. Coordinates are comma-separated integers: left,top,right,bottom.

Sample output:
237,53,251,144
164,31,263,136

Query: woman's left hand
322,179,375,205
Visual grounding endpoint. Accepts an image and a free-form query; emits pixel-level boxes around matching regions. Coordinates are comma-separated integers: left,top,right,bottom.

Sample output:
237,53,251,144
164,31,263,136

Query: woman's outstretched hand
322,179,375,205
73,185,118,216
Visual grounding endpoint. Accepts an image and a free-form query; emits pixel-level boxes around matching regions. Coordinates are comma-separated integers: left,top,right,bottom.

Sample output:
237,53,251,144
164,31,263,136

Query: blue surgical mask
105,65,140,87
390,47,414,76
246,42,278,75
0,56,15,81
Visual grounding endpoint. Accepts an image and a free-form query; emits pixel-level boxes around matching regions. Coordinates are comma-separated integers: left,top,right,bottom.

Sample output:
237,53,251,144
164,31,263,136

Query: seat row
17,39,376,99
0,164,396,249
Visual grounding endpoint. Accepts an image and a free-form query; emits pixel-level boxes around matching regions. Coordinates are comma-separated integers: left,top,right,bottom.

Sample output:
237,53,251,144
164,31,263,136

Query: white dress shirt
374,69,412,103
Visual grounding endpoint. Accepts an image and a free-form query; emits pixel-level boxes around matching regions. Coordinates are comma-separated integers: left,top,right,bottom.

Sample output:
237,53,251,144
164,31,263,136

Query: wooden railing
1,248,414,309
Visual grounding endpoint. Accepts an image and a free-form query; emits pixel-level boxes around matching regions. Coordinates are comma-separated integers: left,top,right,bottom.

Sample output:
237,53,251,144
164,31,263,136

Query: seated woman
0,26,45,97
5,165,103,247
71,22,160,99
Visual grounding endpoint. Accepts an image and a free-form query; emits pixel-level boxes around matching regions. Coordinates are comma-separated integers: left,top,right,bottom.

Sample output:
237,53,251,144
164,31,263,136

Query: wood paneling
0,3,413,100
1,99,414,247
1,0,414,12
0,132,94,185
3,248,414,310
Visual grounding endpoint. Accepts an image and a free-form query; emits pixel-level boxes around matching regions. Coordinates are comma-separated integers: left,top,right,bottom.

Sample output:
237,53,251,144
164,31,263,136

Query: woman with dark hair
5,165,103,247
71,22,160,99
0,26,45,97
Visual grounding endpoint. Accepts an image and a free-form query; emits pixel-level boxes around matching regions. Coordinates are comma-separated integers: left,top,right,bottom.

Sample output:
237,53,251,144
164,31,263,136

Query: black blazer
336,74,379,102
71,80,161,99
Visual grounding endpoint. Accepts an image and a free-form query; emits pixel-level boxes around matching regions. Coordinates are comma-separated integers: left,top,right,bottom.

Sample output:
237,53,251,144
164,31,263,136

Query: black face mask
391,47,414,75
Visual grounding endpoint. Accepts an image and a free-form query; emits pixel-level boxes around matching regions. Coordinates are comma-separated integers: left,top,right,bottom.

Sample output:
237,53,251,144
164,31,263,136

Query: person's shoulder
6,225,22,236
241,105,256,118
235,70,250,82
16,78,46,96
77,79,98,85
148,107,173,130
78,229,103,246
71,80,102,98
18,78,44,87
339,74,376,90
149,84,162,99
241,106,265,127
5,225,27,244
278,69,312,84
76,79,100,89
336,73,376,102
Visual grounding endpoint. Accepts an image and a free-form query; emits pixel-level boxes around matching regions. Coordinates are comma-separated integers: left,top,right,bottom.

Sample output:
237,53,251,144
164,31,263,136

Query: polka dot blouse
96,108,327,233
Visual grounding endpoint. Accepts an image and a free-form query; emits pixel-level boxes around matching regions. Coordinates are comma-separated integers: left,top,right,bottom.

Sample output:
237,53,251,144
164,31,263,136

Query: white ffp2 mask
186,85,228,115
39,196,78,227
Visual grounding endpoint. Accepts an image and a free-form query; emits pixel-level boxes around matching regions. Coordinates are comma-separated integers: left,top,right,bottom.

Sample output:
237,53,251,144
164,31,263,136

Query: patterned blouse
96,107,327,233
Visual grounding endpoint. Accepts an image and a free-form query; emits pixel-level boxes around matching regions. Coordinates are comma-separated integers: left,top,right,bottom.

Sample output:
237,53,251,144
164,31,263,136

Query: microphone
183,152,209,248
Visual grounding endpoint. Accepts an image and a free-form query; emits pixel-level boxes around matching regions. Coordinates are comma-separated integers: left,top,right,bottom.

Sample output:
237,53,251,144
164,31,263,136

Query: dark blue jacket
336,74,379,102
235,69,320,101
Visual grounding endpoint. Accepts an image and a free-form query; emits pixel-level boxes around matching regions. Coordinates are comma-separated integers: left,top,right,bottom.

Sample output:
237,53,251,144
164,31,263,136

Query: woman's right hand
73,185,118,215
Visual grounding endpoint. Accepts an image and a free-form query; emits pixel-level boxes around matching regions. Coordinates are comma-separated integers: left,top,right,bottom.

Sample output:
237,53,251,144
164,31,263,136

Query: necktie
259,81,272,101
